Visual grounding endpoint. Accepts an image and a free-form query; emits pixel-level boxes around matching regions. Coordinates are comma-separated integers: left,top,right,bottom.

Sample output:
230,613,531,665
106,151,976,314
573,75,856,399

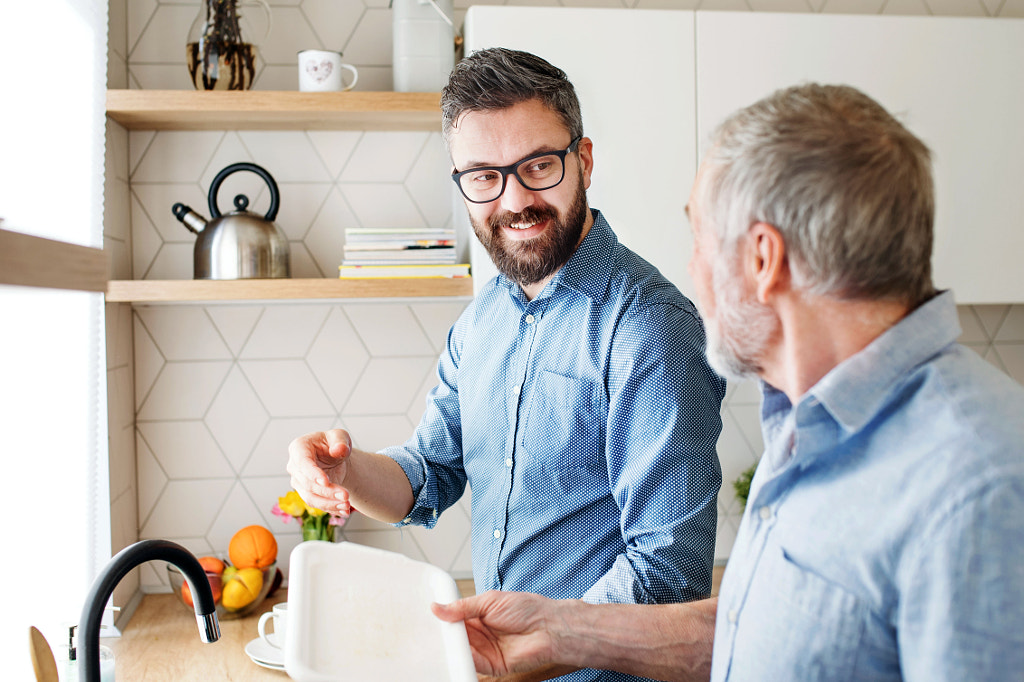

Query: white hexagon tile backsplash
134,299,473,589
112,0,1024,593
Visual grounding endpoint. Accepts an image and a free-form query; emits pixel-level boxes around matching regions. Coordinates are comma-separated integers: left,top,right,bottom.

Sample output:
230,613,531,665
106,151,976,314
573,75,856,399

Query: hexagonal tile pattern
132,131,226,183
245,417,328,476
207,306,264,356
341,132,429,183
308,131,362,179
136,306,233,361
305,307,371,411
137,420,235,479
341,183,427,230
240,305,330,359
132,314,164,409
344,356,437,415
301,0,367,52
137,360,233,420
140,478,234,538
242,358,336,417
344,414,417,453
205,365,271,471
344,303,434,357
274,183,333,240
304,187,361,276
410,301,469,352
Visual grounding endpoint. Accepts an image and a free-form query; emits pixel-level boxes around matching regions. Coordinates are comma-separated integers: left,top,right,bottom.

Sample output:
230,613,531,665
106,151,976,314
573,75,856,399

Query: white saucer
245,636,285,669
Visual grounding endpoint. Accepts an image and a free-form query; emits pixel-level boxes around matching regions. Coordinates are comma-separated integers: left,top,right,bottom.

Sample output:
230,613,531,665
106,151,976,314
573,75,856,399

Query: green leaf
732,463,757,510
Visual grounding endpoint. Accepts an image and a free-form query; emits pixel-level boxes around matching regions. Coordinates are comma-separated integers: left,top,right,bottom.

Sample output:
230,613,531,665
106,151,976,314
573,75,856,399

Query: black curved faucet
79,539,221,682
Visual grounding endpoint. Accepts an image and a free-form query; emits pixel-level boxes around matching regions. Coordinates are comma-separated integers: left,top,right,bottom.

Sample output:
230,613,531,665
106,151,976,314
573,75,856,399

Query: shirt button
525,314,535,324
759,506,772,521
727,608,738,623
505,457,513,467
493,529,502,539
512,385,521,396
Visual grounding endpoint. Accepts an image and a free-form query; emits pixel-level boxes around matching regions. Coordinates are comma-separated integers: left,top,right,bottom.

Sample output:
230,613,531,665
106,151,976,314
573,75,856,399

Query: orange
181,572,223,608
221,567,263,611
228,525,278,569
198,556,225,574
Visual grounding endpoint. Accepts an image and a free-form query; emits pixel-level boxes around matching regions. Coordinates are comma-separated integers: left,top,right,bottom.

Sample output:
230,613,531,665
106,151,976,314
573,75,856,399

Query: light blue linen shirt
712,291,1024,681
383,211,725,682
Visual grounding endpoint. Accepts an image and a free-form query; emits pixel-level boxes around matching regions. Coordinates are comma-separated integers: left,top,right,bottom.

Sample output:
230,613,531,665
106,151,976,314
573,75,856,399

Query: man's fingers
431,600,465,623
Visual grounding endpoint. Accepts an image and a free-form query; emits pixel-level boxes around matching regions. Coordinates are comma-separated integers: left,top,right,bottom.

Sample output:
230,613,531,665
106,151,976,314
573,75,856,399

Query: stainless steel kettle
172,162,290,279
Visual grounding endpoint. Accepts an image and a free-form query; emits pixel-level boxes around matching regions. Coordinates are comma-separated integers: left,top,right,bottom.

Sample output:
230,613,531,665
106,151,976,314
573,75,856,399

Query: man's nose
498,174,537,214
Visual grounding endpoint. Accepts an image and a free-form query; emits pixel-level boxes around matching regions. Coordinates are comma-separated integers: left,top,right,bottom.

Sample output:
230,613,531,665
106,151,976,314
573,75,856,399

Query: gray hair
699,83,935,306
441,47,584,152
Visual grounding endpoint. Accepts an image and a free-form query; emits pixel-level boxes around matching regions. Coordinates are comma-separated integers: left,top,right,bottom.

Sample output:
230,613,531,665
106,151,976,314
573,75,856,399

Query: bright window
0,0,110,676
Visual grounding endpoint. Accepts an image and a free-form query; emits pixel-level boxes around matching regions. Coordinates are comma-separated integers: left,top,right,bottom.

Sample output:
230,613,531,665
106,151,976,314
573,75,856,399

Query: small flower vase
302,514,336,543
186,0,270,90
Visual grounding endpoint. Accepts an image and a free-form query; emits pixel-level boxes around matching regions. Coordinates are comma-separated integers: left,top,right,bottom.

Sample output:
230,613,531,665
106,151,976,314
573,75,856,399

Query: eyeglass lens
457,152,567,203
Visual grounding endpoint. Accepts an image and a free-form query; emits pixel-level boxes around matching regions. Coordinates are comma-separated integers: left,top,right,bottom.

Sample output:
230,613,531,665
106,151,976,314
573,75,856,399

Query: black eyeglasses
451,137,582,204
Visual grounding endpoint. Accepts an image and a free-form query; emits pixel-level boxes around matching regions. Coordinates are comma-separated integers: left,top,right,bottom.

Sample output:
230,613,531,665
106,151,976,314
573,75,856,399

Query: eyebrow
459,143,568,172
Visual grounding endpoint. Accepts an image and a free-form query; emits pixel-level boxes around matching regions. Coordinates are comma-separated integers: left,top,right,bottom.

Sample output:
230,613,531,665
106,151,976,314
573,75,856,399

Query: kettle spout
172,203,208,234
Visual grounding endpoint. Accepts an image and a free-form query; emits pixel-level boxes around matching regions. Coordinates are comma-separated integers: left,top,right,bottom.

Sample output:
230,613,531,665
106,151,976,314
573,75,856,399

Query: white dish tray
284,541,476,682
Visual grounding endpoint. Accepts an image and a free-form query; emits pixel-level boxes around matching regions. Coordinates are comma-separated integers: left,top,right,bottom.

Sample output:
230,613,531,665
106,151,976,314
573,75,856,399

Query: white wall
102,0,1024,604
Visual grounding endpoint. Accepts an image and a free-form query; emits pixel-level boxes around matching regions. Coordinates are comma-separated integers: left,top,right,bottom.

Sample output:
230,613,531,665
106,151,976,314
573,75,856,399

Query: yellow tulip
278,490,308,517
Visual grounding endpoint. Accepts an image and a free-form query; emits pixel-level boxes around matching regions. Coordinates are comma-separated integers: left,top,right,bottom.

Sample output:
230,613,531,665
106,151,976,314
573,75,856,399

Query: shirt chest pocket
521,370,605,470
735,547,867,682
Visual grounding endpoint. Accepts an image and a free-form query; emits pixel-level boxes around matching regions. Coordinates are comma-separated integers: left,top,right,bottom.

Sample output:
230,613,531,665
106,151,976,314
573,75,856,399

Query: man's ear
747,222,787,303
577,136,594,191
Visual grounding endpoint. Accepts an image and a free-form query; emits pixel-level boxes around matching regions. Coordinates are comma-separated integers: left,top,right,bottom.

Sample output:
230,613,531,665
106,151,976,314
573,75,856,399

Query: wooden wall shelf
104,91,468,304
105,277,473,303
106,90,442,130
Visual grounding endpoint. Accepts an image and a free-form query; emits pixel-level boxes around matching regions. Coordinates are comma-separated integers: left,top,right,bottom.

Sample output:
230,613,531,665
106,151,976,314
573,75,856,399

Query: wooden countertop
107,571,721,680
106,580,475,681
106,590,291,680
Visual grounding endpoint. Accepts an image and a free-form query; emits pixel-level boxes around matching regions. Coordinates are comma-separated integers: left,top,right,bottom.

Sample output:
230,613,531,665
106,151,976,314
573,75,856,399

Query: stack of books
339,228,470,279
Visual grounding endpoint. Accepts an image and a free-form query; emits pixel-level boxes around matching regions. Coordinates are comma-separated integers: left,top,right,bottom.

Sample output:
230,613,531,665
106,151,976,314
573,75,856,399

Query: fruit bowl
167,559,277,620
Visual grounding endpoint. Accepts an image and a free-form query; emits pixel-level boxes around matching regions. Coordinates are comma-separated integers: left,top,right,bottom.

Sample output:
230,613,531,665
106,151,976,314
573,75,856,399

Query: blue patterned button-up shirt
712,291,1024,681
383,211,725,681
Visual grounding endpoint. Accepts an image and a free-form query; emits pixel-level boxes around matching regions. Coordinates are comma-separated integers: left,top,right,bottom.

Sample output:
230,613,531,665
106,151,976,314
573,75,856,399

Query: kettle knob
208,162,280,221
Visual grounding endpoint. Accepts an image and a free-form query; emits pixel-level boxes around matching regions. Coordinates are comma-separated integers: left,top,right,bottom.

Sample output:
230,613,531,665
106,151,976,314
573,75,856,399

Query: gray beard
703,257,778,383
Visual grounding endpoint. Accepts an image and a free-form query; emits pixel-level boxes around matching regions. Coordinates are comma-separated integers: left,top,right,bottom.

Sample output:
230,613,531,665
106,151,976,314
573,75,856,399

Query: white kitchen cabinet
463,7,698,297
464,8,1024,304
695,12,1024,304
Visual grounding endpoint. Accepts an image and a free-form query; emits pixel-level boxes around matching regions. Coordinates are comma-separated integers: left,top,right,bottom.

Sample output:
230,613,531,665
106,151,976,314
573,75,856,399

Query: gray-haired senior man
433,83,1024,682
287,48,726,682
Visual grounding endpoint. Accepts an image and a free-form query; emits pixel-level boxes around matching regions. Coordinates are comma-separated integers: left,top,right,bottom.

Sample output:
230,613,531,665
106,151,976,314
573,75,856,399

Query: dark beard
471,180,589,287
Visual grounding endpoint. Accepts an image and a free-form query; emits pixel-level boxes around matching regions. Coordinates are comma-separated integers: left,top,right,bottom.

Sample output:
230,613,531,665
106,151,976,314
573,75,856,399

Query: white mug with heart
298,50,359,92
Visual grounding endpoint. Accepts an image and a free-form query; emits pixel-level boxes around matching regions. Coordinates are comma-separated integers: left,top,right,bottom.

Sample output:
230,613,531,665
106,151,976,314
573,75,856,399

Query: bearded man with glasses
288,49,725,682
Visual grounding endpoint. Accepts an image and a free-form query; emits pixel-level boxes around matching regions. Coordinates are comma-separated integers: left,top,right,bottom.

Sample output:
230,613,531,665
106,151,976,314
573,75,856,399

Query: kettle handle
208,162,280,221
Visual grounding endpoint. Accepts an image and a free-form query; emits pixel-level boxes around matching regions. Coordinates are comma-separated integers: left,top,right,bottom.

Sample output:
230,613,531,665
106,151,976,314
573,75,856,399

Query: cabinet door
463,6,698,297
696,12,1024,304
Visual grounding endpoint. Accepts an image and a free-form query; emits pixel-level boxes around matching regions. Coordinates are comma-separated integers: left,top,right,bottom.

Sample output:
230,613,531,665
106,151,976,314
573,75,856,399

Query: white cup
257,602,288,650
298,50,359,92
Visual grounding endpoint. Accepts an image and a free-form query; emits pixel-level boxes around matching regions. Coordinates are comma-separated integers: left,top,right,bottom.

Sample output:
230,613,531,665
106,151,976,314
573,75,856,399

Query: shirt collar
757,290,960,471
495,209,614,303
760,290,960,434
810,290,961,434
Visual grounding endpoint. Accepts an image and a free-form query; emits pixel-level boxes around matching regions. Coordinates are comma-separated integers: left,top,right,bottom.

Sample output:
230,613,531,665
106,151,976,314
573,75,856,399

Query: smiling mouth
508,220,539,230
